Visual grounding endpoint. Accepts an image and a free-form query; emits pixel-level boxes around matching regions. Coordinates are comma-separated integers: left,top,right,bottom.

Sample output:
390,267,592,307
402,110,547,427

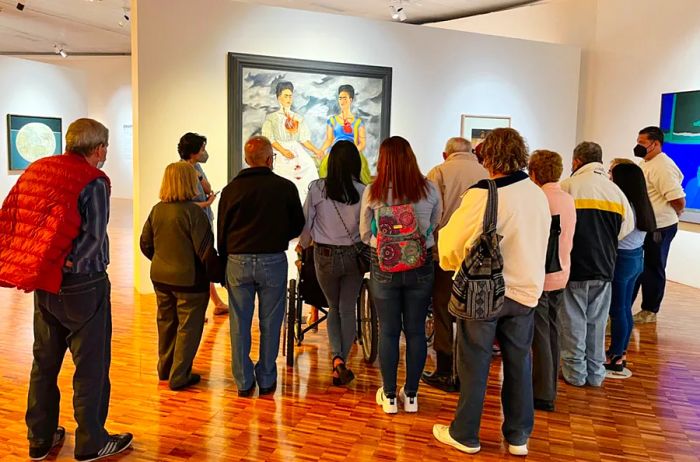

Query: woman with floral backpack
360,136,441,414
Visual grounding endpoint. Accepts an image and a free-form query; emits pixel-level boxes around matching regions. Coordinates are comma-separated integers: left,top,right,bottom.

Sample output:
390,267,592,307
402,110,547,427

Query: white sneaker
376,387,398,414
508,443,528,456
399,387,418,413
432,424,480,454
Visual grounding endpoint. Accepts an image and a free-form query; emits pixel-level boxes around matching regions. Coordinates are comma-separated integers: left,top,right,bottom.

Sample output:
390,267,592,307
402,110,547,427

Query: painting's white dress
261,109,318,203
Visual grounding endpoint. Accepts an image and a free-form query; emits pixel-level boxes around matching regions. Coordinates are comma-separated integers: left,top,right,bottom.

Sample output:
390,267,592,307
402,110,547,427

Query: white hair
444,137,471,155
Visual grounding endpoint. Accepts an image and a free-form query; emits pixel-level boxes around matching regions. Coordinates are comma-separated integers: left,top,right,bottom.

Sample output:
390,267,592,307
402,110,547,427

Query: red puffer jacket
0,152,110,293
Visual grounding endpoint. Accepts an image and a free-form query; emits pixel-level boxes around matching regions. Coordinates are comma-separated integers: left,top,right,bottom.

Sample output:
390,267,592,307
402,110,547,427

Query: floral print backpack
376,204,426,272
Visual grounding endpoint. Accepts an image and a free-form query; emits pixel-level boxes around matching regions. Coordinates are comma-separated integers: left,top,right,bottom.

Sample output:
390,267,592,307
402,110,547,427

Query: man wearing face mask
632,126,685,324
178,132,229,316
0,118,134,460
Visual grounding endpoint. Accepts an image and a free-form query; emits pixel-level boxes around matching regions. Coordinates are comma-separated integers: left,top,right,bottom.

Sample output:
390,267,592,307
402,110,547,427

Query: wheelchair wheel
357,278,378,364
425,306,435,347
286,279,296,367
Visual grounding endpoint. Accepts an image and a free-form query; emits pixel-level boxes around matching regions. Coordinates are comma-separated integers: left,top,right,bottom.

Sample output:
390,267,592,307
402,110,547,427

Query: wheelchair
283,248,378,367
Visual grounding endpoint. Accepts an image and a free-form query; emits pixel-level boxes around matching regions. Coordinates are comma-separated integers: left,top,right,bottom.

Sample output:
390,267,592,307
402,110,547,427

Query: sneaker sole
432,426,480,454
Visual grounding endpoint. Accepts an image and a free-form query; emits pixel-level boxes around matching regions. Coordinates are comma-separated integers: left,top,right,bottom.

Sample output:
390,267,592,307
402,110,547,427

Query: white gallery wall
133,0,582,292
0,55,133,199
0,56,87,199
28,56,133,199
440,0,700,289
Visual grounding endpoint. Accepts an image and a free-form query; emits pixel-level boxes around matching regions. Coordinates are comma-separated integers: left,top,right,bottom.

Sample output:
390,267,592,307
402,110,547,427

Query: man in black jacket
218,135,304,397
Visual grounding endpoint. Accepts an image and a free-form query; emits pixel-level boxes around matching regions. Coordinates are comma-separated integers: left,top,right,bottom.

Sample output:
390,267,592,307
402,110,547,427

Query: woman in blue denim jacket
298,141,366,386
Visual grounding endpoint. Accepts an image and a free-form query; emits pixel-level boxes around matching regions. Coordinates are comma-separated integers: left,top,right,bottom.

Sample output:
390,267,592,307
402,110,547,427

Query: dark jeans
369,253,433,395
449,298,534,447
226,253,287,391
532,289,563,403
314,245,364,362
154,288,209,388
27,272,111,457
432,263,455,375
633,224,677,313
609,247,644,355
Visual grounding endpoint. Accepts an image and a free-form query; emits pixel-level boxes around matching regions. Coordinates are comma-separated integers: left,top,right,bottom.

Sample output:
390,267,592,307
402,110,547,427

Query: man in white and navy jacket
560,141,634,388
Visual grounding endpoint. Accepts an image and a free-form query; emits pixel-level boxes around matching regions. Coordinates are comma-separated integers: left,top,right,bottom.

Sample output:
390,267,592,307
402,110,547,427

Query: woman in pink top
527,150,576,412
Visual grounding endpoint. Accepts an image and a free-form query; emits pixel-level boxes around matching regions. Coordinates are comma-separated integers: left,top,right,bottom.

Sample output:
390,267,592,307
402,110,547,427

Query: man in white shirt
422,137,487,392
632,126,685,324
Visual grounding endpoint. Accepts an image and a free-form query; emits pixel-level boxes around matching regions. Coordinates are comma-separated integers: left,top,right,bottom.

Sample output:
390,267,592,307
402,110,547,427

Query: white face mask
97,160,105,169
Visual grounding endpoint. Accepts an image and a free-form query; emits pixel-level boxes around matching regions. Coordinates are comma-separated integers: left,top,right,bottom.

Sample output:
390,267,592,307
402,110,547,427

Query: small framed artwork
228,52,392,192
6,114,62,173
460,115,512,147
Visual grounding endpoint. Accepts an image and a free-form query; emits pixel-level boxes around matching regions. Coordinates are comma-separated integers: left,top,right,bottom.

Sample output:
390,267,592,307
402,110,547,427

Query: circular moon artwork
15,122,57,162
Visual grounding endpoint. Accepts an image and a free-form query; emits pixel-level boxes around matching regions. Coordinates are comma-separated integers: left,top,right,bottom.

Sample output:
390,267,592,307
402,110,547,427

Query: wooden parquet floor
1,199,699,461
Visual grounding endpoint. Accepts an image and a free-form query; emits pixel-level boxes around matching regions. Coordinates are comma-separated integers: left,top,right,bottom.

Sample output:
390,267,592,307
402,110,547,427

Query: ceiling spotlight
119,7,130,27
16,2,25,11
54,44,68,58
397,7,407,21
390,5,399,19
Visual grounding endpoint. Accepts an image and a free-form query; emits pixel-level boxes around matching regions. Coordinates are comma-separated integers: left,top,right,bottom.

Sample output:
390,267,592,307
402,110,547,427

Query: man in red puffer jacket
0,118,133,461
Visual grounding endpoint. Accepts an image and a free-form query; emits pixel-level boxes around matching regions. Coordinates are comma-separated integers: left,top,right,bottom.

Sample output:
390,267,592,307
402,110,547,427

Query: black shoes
534,399,555,412
237,383,256,398
75,432,133,461
421,371,459,393
259,381,277,396
170,373,201,391
29,426,65,461
332,360,356,386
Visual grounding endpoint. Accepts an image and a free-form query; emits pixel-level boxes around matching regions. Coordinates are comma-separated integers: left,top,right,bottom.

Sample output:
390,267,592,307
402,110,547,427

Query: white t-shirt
640,153,685,228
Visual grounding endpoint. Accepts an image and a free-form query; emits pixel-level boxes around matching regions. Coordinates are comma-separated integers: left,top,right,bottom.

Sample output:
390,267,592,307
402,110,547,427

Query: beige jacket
427,152,488,257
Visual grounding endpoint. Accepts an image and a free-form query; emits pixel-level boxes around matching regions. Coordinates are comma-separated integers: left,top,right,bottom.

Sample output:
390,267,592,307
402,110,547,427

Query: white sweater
438,172,551,308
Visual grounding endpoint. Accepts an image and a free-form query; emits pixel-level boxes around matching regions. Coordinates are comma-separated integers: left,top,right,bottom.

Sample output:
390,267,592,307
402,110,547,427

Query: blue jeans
609,247,644,356
314,245,364,362
226,253,287,391
633,224,677,313
449,298,534,447
560,280,612,387
369,254,433,395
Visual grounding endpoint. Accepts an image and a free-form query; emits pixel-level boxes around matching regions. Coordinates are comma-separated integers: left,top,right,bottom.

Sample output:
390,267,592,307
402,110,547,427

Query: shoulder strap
331,200,354,241
483,180,498,233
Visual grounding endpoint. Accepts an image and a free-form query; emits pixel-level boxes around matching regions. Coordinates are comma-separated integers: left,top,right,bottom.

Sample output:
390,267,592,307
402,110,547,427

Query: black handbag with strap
331,200,370,274
545,214,563,274
448,180,506,320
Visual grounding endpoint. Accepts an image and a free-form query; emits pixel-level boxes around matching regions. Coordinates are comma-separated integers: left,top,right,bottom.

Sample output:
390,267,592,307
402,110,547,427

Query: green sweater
140,201,219,292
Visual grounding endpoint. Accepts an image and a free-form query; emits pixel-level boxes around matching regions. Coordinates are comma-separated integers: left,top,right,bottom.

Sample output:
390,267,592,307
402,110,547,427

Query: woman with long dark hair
360,136,441,414
606,162,656,371
298,140,366,385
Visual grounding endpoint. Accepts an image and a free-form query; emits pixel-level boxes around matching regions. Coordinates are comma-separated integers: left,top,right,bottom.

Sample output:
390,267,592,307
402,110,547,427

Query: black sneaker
170,373,201,391
76,433,133,461
29,426,65,460
421,371,459,393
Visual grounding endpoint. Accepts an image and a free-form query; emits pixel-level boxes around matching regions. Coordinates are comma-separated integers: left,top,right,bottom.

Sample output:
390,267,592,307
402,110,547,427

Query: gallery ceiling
0,0,541,54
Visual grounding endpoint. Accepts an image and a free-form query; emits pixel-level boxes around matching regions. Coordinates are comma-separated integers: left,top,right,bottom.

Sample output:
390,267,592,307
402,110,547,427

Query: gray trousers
314,245,364,361
560,280,612,387
27,272,111,457
532,289,563,402
154,288,208,389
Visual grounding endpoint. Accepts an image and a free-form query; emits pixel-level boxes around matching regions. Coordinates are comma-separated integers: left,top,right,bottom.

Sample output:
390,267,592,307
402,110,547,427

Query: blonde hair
529,150,564,185
480,127,529,175
159,162,199,202
66,118,109,156
609,157,635,170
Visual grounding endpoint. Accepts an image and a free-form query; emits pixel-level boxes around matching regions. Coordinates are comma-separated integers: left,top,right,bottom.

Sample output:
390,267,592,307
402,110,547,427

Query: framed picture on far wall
228,52,392,196
460,114,511,147
6,114,62,173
